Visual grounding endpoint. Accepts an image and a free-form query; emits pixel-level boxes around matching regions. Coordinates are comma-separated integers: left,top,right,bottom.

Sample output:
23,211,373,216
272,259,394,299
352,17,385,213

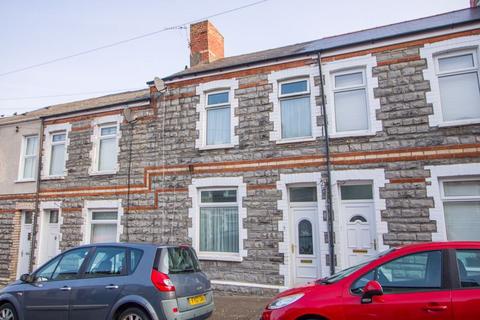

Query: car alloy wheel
0,305,15,320
122,315,142,320
118,307,149,320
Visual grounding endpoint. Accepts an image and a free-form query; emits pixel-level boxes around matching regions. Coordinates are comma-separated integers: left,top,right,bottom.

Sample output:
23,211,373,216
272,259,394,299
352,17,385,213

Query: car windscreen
319,248,396,284
168,247,201,274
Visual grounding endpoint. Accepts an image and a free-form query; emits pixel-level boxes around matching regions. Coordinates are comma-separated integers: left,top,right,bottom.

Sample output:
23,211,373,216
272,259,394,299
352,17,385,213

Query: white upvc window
18,135,38,181
441,179,480,241
332,68,370,134
49,131,67,177
278,78,312,139
205,91,231,146
89,210,120,243
90,115,122,175
98,124,117,172
435,49,480,124
198,188,239,257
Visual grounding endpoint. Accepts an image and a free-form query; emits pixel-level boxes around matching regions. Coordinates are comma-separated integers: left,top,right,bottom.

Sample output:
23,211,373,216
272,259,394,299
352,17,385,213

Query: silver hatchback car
0,243,214,320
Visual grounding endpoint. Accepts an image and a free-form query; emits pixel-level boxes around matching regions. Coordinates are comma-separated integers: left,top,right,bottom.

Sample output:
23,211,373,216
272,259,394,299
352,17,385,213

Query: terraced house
1,4,480,295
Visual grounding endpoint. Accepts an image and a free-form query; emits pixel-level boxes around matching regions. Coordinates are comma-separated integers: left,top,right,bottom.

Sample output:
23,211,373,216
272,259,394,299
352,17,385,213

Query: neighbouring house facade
0,5,480,295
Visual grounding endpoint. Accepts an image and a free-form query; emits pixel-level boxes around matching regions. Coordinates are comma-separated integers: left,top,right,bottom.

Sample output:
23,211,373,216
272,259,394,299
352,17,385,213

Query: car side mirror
361,280,383,304
20,273,34,283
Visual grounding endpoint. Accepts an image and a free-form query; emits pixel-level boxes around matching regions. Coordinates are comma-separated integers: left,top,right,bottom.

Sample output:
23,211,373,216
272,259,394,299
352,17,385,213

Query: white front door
291,206,320,285
39,209,60,265
42,210,60,263
342,201,377,266
17,211,33,278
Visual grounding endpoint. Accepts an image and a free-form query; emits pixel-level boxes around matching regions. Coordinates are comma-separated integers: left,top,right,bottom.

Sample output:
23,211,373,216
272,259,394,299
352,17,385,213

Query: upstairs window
206,91,231,146
98,124,118,172
436,50,480,123
332,69,369,133
279,79,312,139
19,135,38,180
49,132,67,176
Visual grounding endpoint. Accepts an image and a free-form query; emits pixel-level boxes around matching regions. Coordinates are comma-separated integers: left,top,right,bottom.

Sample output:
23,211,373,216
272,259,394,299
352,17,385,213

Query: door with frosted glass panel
339,184,377,267
90,211,119,243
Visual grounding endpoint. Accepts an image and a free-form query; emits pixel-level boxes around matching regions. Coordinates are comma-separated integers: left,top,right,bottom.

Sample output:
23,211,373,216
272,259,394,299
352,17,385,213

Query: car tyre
0,303,17,320
118,307,150,320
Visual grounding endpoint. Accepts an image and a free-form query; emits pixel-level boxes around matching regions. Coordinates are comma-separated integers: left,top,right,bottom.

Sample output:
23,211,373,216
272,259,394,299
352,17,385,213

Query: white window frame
268,65,322,144
322,54,381,138
42,123,71,179
198,187,239,258
188,177,247,262
439,177,480,241
83,199,123,244
195,79,239,150
48,131,67,177
433,48,480,126
426,163,480,241
331,68,371,135
420,35,480,127
17,135,39,182
205,90,232,147
89,115,122,175
278,78,313,141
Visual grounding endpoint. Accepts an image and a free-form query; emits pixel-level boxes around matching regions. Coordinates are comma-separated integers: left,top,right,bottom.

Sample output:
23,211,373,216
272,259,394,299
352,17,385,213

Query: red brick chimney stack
471,0,479,7
189,20,224,67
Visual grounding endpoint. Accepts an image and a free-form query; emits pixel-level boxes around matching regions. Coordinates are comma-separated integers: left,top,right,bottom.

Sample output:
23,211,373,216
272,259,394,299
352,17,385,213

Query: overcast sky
0,0,470,116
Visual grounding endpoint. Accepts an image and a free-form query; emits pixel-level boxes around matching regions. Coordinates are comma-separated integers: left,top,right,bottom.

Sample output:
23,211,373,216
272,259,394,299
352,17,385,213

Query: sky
0,0,470,116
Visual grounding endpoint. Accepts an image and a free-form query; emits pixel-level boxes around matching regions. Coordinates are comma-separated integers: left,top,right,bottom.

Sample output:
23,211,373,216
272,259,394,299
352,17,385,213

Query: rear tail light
151,269,175,292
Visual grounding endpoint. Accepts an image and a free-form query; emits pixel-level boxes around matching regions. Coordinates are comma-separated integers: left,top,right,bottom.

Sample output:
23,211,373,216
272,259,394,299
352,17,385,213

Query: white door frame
331,169,389,271
36,202,62,267
16,211,33,278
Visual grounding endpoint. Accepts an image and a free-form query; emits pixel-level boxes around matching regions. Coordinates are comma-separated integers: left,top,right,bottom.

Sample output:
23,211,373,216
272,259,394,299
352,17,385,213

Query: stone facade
0,22,479,295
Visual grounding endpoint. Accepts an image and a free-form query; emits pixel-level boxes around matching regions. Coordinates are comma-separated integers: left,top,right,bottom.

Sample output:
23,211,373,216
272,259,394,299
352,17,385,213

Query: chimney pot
189,20,224,67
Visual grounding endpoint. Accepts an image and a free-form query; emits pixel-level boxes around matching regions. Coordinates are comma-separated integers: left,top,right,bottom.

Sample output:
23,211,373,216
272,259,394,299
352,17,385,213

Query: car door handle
60,286,71,291
423,304,448,312
105,285,119,289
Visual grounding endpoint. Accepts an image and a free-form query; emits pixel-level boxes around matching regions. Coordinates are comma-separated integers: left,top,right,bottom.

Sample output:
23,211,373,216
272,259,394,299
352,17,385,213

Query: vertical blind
334,89,369,132
439,73,480,121
99,137,116,171
50,143,65,176
281,97,311,138
207,107,231,145
200,207,239,253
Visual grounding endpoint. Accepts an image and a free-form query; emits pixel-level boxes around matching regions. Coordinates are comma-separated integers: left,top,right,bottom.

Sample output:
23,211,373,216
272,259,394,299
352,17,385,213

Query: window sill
198,144,235,151
329,131,376,139
436,118,480,128
42,175,66,180
198,253,243,262
15,179,35,183
89,170,119,176
275,137,316,145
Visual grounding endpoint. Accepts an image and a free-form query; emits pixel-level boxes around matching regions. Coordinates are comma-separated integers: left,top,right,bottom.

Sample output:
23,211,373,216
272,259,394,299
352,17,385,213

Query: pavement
211,295,272,320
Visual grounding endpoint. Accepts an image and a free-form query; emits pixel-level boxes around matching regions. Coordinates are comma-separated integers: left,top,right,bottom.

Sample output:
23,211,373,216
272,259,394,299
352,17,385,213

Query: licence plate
188,294,206,305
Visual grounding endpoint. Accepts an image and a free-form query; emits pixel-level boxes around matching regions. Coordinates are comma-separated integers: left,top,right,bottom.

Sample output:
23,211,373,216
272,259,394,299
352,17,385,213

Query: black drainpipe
317,52,336,275
29,117,44,273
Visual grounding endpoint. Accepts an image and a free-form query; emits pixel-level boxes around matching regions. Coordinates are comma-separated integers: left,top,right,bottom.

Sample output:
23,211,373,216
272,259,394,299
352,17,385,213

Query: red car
262,242,480,320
